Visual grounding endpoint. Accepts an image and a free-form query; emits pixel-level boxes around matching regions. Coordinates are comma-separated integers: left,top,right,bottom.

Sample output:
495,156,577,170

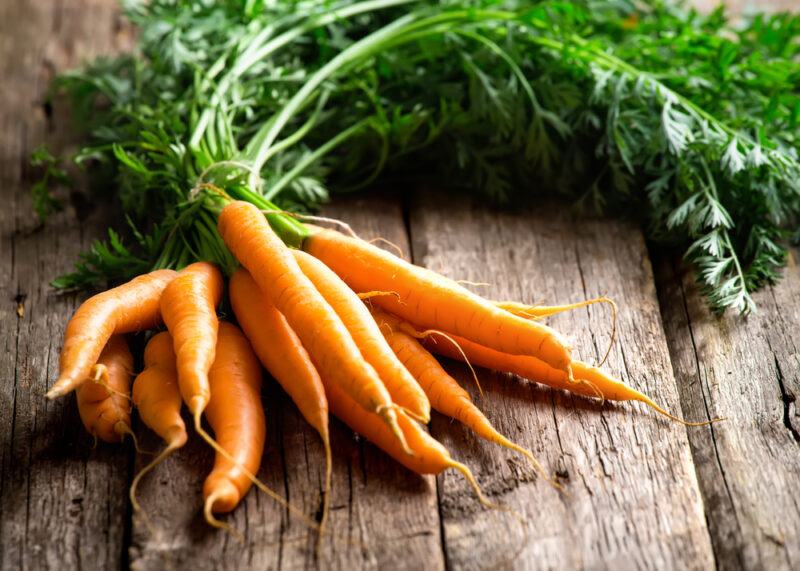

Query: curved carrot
218,201,408,452
76,335,133,443
303,228,572,373
48,269,177,398
203,322,266,525
293,250,430,423
373,311,552,484
160,262,223,416
130,332,188,513
229,268,333,537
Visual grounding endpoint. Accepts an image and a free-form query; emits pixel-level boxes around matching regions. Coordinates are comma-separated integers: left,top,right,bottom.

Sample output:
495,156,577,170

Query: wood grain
0,1,133,569
655,254,800,570
409,193,716,570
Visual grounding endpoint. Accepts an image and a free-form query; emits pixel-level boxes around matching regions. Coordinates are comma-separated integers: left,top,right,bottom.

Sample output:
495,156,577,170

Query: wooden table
2,2,798,569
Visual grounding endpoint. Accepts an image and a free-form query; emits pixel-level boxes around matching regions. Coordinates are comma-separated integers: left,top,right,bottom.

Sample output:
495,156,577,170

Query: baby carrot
48,269,177,398
76,335,133,443
130,332,187,512
160,262,223,418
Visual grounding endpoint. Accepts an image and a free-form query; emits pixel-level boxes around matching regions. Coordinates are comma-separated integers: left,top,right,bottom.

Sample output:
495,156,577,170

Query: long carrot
229,267,333,538
415,322,715,426
372,310,551,483
75,335,133,443
293,249,430,423
47,269,177,398
160,262,223,418
130,332,188,513
303,227,572,373
217,201,409,452
203,322,266,529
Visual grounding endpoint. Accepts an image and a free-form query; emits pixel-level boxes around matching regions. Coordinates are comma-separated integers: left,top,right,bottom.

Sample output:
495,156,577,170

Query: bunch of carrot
47,200,710,537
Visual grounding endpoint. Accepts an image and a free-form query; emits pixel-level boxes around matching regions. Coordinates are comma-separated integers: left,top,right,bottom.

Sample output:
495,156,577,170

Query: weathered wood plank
0,1,132,569
129,193,445,570
654,254,800,570
409,194,715,569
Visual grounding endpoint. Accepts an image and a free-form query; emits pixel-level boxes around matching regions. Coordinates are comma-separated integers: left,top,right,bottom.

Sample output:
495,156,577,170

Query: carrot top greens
34,0,800,313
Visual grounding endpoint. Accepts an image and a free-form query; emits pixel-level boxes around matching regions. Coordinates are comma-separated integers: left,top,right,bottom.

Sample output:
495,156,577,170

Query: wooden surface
2,1,799,570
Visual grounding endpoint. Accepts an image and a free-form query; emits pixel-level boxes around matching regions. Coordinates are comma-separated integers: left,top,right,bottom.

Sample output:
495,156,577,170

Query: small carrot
48,269,177,398
417,324,716,426
229,268,333,538
372,310,552,483
303,227,573,373
218,201,409,452
293,249,430,423
75,335,133,443
130,332,188,513
202,322,266,529
160,262,223,418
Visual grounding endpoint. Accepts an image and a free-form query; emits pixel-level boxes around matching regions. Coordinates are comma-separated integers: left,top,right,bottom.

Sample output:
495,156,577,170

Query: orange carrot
48,269,177,398
304,228,572,373
217,201,408,451
229,268,333,536
372,310,550,481
75,335,133,443
130,332,187,512
203,322,266,527
293,249,430,422
417,324,714,426
160,262,223,417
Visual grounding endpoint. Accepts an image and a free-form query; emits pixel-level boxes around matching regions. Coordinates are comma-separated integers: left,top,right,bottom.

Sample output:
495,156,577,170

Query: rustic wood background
2,1,798,569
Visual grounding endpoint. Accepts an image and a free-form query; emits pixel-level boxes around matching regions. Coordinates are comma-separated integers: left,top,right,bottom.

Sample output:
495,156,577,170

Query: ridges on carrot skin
47,269,177,399
217,200,412,454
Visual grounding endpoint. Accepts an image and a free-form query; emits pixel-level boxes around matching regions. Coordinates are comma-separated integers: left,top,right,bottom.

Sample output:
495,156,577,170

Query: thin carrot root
635,395,725,427
316,437,333,557
420,330,483,397
447,461,499,510
90,365,133,401
357,290,403,303
376,405,414,456
259,209,359,237
493,435,562,492
203,491,245,544
496,296,619,367
130,439,186,514
193,410,320,531
114,422,152,455
367,237,405,259
568,377,606,406
400,406,429,424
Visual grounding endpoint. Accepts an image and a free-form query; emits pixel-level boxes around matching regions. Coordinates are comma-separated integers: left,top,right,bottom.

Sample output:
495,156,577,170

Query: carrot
416,324,716,426
130,332,188,513
229,267,333,538
202,322,266,529
372,310,552,484
75,335,133,443
323,372,490,505
292,249,431,423
303,227,573,373
217,201,409,452
160,262,223,417
47,269,177,398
